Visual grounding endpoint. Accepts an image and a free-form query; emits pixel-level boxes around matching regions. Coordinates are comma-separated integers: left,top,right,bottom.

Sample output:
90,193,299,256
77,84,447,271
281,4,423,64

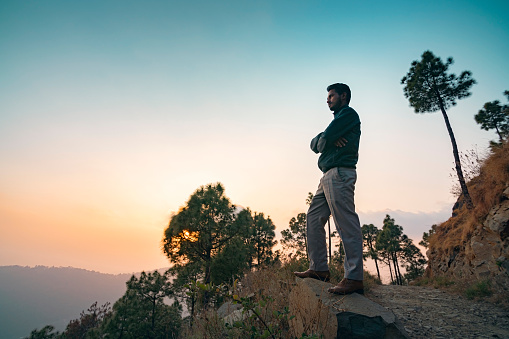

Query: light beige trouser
307,167,363,280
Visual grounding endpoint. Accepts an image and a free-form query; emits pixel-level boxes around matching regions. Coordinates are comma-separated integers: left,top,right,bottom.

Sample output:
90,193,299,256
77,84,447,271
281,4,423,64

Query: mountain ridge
0,265,168,339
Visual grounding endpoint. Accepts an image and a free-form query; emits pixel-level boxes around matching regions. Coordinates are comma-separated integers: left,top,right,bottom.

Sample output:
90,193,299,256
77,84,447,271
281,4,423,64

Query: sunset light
182,230,199,242
0,0,507,277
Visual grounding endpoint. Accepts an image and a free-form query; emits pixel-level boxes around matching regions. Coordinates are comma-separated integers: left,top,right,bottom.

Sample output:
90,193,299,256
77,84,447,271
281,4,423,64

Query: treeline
362,216,426,285
279,196,426,285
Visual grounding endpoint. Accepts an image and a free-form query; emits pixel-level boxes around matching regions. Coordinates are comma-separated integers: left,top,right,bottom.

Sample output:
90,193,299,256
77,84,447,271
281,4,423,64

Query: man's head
326,83,351,112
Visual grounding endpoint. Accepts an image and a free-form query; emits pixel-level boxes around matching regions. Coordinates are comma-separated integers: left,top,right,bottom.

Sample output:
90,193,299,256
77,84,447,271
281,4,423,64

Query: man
294,83,364,295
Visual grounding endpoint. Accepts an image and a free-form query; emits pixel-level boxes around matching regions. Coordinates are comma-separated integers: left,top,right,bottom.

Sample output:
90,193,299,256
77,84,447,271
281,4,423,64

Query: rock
427,183,509,296
218,301,251,325
222,309,253,325
289,278,409,338
217,301,243,318
483,198,509,237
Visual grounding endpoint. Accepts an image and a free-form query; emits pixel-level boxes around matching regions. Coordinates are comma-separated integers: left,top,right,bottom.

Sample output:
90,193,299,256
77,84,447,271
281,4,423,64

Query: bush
465,280,492,300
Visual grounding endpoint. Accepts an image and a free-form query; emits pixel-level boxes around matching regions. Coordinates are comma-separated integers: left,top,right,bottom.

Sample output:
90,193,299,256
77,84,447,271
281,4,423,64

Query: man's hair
327,83,351,104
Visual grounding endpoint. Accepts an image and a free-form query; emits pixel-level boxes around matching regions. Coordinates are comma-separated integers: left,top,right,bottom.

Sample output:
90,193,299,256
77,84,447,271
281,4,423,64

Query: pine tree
402,50,476,209
475,90,509,143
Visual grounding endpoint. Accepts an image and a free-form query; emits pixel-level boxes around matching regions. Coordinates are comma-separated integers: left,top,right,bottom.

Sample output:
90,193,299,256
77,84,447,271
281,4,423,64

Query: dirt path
366,285,509,339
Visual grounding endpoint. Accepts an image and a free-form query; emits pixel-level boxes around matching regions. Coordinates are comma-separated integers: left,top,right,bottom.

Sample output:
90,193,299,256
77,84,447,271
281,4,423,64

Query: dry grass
182,264,296,339
429,141,509,255
182,260,381,338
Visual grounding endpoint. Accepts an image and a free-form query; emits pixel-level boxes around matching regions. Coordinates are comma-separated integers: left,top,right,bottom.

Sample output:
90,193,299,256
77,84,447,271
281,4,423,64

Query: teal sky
1,0,508,273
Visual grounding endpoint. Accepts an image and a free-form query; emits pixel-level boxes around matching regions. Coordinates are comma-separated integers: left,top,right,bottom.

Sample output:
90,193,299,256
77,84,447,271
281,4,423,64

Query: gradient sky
1,0,508,274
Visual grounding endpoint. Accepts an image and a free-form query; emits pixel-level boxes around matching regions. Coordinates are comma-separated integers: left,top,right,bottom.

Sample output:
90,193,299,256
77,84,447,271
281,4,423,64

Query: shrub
465,280,492,300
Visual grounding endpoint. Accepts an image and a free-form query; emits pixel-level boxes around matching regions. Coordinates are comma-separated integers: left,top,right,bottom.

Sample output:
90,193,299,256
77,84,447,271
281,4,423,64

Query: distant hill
0,266,142,338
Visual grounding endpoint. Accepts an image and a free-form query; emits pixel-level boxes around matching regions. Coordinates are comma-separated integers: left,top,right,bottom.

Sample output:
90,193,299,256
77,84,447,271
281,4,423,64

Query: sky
1,0,508,274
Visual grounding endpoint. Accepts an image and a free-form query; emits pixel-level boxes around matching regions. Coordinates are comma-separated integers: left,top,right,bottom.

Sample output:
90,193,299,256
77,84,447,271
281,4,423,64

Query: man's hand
335,137,348,147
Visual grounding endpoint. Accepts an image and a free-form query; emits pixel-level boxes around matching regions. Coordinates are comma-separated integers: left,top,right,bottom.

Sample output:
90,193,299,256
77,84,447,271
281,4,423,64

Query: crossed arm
311,109,358,153
310,133,348,153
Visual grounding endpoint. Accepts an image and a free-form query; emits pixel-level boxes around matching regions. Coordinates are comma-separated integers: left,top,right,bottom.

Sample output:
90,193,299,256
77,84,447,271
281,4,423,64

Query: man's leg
294,177,331,282
323,167,363,281
306,181,331,272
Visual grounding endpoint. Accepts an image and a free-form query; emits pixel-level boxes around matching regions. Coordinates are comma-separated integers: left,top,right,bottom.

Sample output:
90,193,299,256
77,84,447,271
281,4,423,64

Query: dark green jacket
310,106,361,172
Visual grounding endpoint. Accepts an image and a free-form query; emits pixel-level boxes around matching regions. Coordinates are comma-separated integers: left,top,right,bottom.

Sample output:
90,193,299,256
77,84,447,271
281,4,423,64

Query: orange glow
182,230,199,242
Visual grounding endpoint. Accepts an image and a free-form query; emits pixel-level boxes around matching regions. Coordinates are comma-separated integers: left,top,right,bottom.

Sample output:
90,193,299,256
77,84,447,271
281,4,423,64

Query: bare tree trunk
368,242,381,281
305,235,309,262
151,297,156,336
374,258,381,282
392,252,403,285
438,101,474,209
203,255,212,308
495,125,503,142
339,241,344,264
391,254,400,285
190,296,195,328
387,256,394,284
328,219,332,264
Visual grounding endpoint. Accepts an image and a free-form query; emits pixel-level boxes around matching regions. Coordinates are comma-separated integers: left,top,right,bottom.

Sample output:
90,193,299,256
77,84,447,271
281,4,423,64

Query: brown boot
328,278,364,295
294,269,330,282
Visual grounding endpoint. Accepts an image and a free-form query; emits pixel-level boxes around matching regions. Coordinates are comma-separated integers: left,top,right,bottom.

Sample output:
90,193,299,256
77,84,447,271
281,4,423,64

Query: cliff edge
425,142,509,300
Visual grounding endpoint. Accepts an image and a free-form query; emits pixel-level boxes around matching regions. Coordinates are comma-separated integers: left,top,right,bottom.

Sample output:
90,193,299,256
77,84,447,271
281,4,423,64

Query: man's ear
340,91,347,103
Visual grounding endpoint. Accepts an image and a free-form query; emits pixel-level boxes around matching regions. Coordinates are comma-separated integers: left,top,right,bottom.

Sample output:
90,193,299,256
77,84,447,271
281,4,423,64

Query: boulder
222,308,253,325
289,278,409,339
217,301,243,318
217,301,251,325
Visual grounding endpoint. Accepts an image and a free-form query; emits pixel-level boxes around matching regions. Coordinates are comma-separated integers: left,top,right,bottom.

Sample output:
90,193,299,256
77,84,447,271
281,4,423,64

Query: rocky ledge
288,278,409,338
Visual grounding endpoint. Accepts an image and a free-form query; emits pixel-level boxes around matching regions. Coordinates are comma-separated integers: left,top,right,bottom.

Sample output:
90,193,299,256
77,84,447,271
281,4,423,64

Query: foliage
376,215,404,285
280,212,308,261
249,212,278,268
210,237,250,285
401,50,476,209
229,293,293,339
62,302,111,338
102,270,182,339
475,90,509,142
419,224,437,248
162,183,280,324
25,326,60,339
26,271,181,339
401,50,475,113
162,183,240,285
401,237,427,282
465,280,493,300
362,223,381,281
162,183,277,292
375,215,426,284
180,265,292,338
330,239,344,266
167,262,202,322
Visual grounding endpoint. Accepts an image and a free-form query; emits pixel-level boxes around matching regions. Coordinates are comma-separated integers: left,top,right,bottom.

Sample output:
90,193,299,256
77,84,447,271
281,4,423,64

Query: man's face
327,89,346,112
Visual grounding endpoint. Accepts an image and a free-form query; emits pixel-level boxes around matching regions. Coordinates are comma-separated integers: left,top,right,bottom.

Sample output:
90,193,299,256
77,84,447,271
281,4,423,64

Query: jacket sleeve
319,109,360,151
310,132,323,154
